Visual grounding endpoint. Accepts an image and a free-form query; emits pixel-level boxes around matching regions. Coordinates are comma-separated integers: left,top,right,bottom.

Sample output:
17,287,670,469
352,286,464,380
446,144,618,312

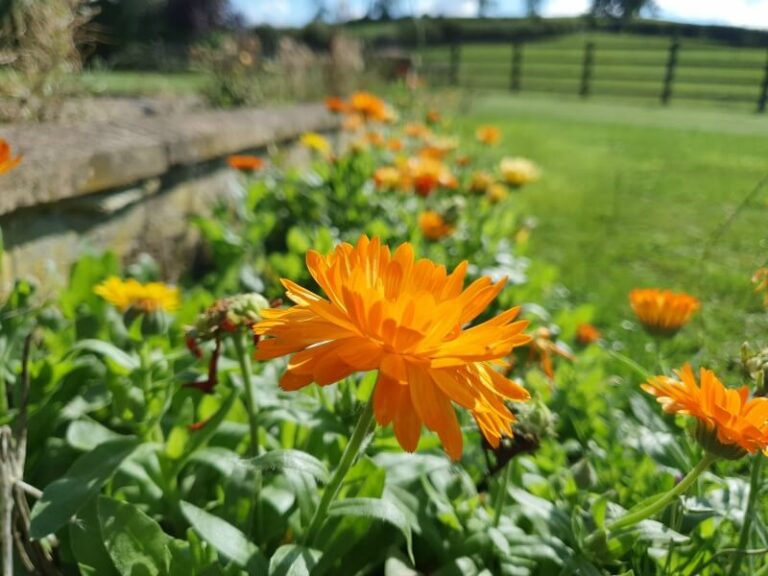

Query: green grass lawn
457,92,768,371
419,33,767,109
73,71,208,97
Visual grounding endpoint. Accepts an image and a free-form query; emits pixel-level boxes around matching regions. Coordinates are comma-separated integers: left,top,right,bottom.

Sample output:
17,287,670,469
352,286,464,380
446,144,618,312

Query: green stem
305,396,375,546
493,461,513,527
232,333,260,457
727,455,763,576
607,452,717,533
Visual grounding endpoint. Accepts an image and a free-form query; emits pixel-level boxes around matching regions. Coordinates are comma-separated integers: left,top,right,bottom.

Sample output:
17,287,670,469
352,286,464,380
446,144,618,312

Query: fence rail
418,39,768,111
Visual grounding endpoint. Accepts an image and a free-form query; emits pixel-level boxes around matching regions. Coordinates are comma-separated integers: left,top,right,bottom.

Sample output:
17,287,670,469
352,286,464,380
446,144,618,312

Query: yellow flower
94,277,180,313
644,364,768,458
629,288,700,336
486,183,509,204
300,132,331,156
0,139,22,175
418,210,454,240
476,125,501,146
373,166,402,189
254,236,531,460
469,171,495,194
500,157,540,187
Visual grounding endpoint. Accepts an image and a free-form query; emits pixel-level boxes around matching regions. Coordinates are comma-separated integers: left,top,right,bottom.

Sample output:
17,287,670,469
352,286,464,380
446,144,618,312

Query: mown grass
455,92,768,371
74,71,208,97
419,33,767,109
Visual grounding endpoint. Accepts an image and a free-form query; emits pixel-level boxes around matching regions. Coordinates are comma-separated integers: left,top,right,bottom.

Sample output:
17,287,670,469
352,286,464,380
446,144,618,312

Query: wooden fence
419,39,768,112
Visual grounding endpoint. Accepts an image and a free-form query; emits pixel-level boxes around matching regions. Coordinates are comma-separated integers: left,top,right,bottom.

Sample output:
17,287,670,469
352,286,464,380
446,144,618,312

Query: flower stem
305,396,375,546
493,460,513,527
232,333,260,457
727,455,763,576
607,452,717,534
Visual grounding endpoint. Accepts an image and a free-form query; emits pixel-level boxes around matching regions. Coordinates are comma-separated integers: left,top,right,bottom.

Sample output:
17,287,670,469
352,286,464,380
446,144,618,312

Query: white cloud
541,0,590,17
656,0,768,30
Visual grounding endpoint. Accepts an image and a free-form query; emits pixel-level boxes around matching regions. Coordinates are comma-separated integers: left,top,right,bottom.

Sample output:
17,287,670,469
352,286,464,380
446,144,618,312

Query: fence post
510,41,523,93
579,42,594,98
757,48,768,113
449,42,461,87
661,38,680,105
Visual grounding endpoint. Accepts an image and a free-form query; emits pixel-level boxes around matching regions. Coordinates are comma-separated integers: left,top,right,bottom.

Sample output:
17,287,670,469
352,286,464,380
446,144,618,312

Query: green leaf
172,392,238,474
180,501,267,573
30,437,140,539
328,497,414,563
69,499,120,576
98,496,172,576
68,339,139,371
245,449,329,482
269,545,321,576
66,419,124,452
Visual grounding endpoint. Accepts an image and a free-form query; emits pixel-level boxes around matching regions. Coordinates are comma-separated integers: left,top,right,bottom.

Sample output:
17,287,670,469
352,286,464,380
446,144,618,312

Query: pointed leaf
269,545,321,576
246,449,329,482
68,339,139,371
328,497,414,563
180,501,267,573
30,437,140,539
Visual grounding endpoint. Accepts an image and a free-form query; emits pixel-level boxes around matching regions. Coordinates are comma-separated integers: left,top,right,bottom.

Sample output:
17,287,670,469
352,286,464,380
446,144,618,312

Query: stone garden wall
0,103,338,291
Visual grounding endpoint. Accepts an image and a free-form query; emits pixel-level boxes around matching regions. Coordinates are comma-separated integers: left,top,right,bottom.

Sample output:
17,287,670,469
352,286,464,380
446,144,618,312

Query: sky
232,0,768,30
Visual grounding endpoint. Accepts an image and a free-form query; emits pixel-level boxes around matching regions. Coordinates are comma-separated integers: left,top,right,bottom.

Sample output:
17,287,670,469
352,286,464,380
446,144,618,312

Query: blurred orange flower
254,235,531,460
643,364,768,458
486,183,509,204
419,210,454,240
227,155,265,172
456,154,472,168
630,289,700,336
426,109,441,124
476,125,501,146
528,327,573,380
373,166,402,189
325,96,348,113
405,122,431,140
576,323,601,345
0,139,22,175
349,91,389,122
387,137,404,152
408,157,457,197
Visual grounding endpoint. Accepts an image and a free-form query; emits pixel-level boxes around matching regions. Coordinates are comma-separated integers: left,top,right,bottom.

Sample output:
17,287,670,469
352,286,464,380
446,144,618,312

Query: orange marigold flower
419,211,454,240
528,327,573,380
487,183,509,204
94,277,180,313
373,166,402,189
253,236,532,460
325,96,348,113
476,125,501,146
366,131,386,148
343,114,365,132
349,91,389,122
228,155,265,172
426,110,441,124
576,323,601,345
643,364,768,458
629,288,700,336
408,157,457,197
404,122,431,140
387,137,404,152
0,139,22,175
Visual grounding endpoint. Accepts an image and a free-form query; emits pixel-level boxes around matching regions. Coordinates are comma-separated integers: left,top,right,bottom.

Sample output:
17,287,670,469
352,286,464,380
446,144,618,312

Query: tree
165,0,231,40
367,0,398,20
590,0,656,20
525,0,543,17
